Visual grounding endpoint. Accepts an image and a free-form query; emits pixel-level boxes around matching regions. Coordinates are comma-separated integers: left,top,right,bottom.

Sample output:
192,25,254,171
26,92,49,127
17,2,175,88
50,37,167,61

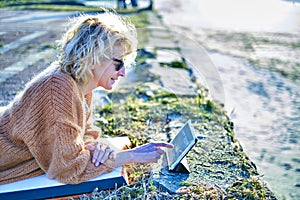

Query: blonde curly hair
57,11,137,84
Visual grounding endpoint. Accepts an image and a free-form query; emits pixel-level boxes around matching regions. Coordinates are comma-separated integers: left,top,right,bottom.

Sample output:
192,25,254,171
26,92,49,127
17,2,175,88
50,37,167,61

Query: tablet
166,120,197,171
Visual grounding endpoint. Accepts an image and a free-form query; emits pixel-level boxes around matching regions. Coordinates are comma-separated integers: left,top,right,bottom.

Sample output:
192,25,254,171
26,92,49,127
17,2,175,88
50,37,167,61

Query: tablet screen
166,121,197,171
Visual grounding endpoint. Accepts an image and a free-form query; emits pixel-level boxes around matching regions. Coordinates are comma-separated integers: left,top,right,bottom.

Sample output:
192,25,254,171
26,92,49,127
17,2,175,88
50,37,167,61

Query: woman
0,11,173,184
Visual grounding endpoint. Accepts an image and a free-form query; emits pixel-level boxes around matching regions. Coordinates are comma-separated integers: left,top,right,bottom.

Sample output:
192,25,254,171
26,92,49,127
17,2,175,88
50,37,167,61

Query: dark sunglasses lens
116,63,124,71
113,58,124,71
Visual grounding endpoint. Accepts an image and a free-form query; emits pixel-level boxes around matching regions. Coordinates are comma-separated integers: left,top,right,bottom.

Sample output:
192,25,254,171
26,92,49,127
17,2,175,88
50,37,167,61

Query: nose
117,66,125,77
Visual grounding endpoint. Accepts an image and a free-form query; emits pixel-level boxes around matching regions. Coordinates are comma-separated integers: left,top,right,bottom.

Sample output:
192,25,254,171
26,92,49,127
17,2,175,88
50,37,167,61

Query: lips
111,78,117,84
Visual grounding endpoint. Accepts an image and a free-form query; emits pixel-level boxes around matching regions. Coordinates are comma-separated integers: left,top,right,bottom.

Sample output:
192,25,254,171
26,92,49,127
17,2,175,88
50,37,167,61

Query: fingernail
95,162,99,167
92,158,95,163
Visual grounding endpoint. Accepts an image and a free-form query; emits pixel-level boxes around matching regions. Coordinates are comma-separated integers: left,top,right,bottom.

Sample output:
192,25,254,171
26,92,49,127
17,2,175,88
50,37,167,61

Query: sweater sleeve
83,92,102,144
20,73,115,184
46,121,115,184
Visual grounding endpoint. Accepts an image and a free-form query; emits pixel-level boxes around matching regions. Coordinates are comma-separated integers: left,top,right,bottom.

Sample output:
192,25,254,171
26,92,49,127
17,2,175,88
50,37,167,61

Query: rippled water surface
210,52,300,199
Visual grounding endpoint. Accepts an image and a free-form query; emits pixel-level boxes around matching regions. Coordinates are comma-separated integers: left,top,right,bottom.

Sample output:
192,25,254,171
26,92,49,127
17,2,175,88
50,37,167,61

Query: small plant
226,177,268,199
160,60,189,70
203,99,216,112
42,43,55,49
181,180,197,187
170,60,188,70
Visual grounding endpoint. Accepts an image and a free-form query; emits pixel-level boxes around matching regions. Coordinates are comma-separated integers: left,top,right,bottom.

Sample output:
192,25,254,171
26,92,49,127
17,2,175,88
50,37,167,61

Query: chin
97,82,113,90
104,85,113,90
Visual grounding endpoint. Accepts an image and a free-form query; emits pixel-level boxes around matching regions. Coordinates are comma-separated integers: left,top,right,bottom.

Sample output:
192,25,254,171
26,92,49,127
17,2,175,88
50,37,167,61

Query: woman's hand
86,142,115,167
115,141,173,167
132,141,174,163
132,141,174,154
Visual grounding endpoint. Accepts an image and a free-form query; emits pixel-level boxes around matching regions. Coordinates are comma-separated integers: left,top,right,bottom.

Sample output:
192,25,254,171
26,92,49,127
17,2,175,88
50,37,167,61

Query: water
156,0,300,33
210,52,300,199
155,0,300,199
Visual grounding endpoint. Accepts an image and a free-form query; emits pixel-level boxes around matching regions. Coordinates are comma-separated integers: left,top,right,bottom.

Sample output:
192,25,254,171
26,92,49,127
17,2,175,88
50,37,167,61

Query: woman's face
91,45,127,90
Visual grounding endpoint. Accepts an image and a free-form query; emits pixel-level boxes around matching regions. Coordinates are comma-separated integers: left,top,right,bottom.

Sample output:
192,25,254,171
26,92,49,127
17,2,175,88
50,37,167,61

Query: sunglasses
112,57,124,71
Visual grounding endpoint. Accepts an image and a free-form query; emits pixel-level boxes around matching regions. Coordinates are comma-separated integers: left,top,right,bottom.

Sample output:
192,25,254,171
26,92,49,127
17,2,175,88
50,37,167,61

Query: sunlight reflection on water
194,0,300,32
209,52,300,199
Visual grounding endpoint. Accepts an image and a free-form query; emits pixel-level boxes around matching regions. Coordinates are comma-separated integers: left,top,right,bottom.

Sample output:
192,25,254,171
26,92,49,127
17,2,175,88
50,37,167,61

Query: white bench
0,137,131,200
0,167,127,200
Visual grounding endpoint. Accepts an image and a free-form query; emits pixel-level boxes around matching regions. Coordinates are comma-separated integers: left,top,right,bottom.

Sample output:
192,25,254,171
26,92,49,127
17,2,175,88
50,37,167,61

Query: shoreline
153,0,300,199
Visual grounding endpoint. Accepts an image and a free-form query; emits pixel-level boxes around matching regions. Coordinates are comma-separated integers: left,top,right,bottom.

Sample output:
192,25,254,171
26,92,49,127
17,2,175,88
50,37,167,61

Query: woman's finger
86,144,95,151
100,147,113,164
147,152,161,163
94,151,105,167
109,151,115,159
92,143,102,164
155,152,161,160
135,142,174,153
86,142,98,151
155,148,165,155
151,142,174,148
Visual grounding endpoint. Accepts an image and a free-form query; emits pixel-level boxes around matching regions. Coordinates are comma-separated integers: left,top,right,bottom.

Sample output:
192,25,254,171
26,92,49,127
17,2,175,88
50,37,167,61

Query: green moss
0,41,5,47
181,180,197,187
0,1,141,14
159,60,189,71
130,12,150,28
170,60,188,70
42,43,55,49
98,103,113,115
202,99,215,112
151,91,177,101
291,42,300,49
247,58,260,68
130,12,150,48
226,177,268,199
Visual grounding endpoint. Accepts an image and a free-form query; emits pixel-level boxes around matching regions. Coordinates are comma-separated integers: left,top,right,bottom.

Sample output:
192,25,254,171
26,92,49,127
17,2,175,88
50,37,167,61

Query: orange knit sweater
0,63,115,184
